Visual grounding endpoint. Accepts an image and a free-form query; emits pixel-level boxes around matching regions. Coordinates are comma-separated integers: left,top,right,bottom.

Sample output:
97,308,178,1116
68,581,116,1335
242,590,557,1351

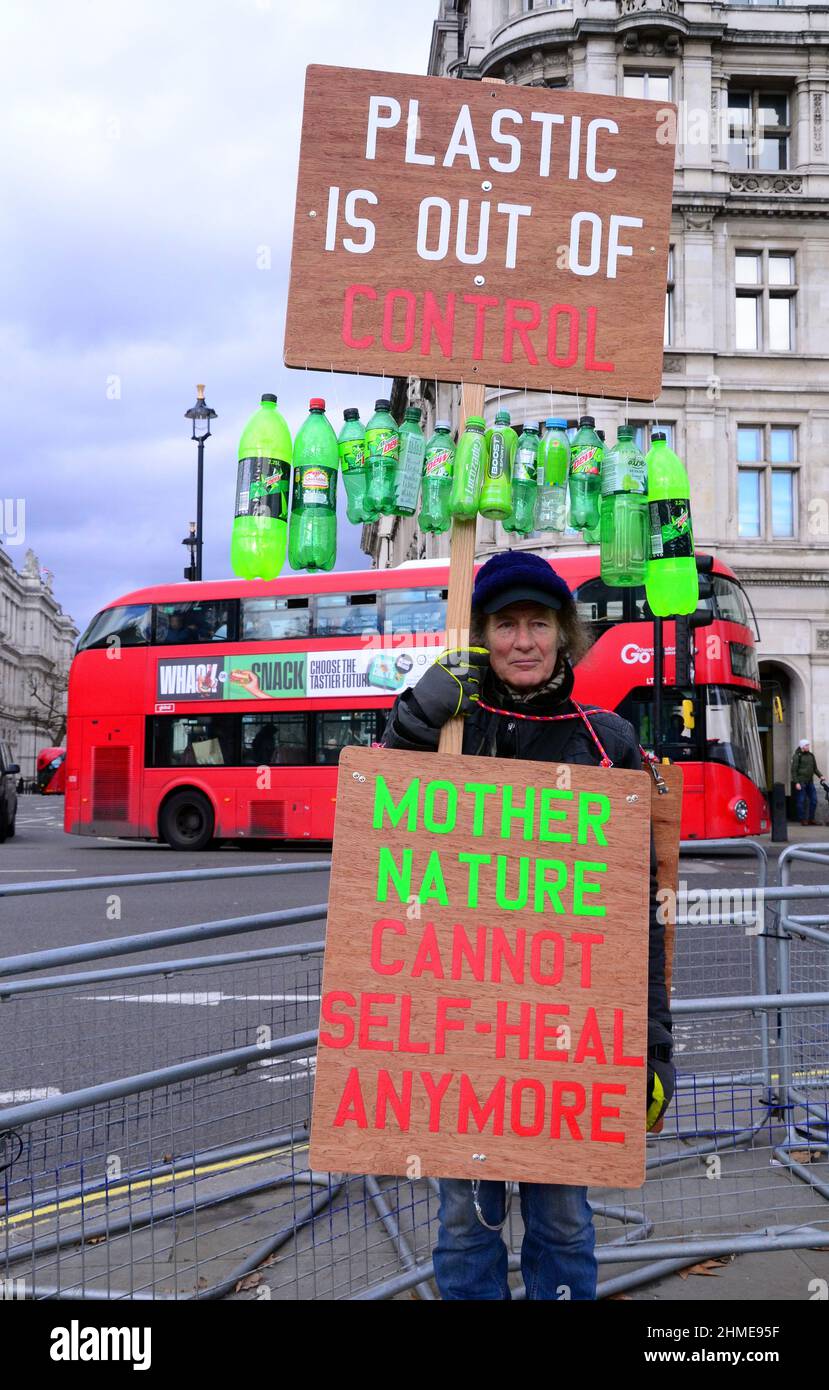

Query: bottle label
513,444,537,484
339,439,365,474
649,499,694,560
544,439,569,487
462,438,484,495
366,426,399,462
397,433,425,511
292,466,337,513
570,445,602,476
424,446,453,479
602,452,647,497
488,433,508,480
235,458,289,521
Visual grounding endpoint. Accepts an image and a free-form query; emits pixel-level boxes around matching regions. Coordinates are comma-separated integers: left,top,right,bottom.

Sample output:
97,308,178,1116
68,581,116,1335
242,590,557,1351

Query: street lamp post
184,385,217,582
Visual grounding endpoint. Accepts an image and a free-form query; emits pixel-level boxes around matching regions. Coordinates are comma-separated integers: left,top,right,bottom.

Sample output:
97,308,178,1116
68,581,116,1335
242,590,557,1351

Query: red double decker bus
65,553,768,849
36,747,66,795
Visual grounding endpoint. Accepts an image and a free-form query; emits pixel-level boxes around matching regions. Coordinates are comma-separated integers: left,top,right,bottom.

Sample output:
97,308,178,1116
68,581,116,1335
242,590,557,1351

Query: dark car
0,742,20,842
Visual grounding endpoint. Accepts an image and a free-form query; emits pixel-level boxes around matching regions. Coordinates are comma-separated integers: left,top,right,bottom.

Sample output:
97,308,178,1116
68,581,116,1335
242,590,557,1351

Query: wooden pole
438,381,486,755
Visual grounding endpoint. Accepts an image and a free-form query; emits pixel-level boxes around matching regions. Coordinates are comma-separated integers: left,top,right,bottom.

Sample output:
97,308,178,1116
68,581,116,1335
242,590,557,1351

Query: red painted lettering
495,999,532,1059
511,1078,546,1137
375,1068,412,1131
435,997,471,1053
342,284,376,349
612,1009,644,1067
463,292,499,360
457,1073,506,1135
370,918,405,976
549,1081,586,1140
503,297,540,365
547,304,579,368
357,992,395,1051
534,1003,570,1061
319,990,355,1048
333,1067,368,1128
421,290,456,358
591,1082,626,1143
382,288,417,353
584,305,614,373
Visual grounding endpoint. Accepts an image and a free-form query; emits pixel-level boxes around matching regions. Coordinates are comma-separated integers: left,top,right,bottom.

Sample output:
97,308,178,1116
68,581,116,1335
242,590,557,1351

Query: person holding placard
381,549,674,1301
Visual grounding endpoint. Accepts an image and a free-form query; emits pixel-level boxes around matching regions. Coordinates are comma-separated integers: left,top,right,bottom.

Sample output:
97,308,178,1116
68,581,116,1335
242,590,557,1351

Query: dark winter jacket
791,748,823,786
381,656,674,1084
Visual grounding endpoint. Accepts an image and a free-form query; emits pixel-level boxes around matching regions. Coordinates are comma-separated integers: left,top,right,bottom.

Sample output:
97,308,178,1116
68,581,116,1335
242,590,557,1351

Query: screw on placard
481,180,492,191
352,771,366,783
626,794,639,803
472,1153,487,1162
309,210,317,218
474,274,485,286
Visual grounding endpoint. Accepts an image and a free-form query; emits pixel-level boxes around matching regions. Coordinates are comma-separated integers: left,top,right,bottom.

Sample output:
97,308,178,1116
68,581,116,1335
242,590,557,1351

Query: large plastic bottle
394,406,426,517
600,424,649,586
581,429,604,544
231,394,292,580
419,421,455,535
503,422,539,535
364,399,399,519
338,409,367,524
535,417,570,533
288,399,338,573
569,415,603,530
449,415,487,520
480,410,515,521
645,433,699,616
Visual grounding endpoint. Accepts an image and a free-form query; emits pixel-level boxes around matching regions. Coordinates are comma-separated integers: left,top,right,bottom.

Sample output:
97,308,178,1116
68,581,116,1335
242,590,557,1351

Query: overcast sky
0,0,438,635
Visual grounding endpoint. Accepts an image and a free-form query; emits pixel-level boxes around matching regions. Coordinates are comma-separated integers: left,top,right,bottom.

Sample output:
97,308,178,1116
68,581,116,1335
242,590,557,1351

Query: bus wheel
159,791,214,852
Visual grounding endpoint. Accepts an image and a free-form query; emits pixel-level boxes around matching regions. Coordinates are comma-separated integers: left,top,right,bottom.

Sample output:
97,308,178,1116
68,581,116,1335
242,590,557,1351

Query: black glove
646,1049,675,1131
411,647,490,729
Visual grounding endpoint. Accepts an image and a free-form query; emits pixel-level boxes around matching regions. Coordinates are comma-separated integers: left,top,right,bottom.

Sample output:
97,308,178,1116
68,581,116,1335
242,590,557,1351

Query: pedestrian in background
791,738,824,826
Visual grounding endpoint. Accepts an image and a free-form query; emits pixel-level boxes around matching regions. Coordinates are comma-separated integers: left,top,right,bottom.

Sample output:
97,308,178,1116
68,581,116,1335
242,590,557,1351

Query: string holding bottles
229,392,699,617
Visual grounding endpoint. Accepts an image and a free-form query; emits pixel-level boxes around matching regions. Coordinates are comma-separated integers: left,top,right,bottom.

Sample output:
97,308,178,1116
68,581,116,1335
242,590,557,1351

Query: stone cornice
732,568,829,587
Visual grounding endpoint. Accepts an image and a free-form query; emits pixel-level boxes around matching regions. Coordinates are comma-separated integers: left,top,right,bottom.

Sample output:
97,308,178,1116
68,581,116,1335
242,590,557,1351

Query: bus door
80,715,144,835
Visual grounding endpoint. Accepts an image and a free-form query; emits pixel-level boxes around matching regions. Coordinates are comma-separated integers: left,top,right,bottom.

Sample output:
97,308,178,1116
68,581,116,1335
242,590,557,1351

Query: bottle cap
309,398,325,410
597,430,606,442
545,417,567,429
578,415,595,427
435,420,451,431
404,406,421,421
374,398,391,411
618,424,634,437
343,408,359,421
652,431,667,442
494,410,511,424
523,421,540,432
261,393,277,404
465,416,486,429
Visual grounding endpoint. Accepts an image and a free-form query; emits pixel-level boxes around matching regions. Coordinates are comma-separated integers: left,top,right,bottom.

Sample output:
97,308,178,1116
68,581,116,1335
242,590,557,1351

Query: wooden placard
285,65,676,400
310,745,652,1187
650,764,683,992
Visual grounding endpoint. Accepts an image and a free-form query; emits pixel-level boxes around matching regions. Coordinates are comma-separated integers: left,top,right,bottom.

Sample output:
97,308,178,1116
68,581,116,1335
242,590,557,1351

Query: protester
381,549,674,1302
791,738,824,826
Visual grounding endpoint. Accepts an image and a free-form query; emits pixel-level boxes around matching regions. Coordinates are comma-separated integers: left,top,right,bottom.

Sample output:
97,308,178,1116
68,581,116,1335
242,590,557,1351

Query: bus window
315,592,379,638
148,715,238,767
316,711,380,765
77,605,151,652
572,579,625,646
617,687,702,761
711,575,749,627
241,713,309,766
241,596,311,641
384,587,447,634
155,602,230,645
705,686,766,790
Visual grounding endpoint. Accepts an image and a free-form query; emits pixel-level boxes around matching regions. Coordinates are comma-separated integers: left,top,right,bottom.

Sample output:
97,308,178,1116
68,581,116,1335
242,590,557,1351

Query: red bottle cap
309,397,326,410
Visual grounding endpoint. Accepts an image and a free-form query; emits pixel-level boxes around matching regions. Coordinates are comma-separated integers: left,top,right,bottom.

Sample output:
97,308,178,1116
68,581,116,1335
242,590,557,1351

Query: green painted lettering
573,860,607,916
577,793,611,847
538,787,573,843
373,775,419,831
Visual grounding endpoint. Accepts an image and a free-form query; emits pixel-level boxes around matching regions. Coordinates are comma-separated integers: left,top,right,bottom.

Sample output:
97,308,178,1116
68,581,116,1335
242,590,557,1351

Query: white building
362,0,829,792
0,547,78,779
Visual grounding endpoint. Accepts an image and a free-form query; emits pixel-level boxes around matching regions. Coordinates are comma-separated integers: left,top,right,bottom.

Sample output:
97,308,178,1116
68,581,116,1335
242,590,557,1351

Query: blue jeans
433,1178,597,1300
796,782,817,823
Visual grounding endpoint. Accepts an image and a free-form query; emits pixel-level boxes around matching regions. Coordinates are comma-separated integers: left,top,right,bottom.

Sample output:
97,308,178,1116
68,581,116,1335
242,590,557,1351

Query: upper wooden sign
309,746,652,1188
285,66,677,400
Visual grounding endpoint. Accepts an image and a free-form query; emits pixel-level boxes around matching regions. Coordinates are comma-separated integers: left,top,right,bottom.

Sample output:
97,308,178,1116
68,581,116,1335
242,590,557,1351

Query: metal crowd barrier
0,844,827,1300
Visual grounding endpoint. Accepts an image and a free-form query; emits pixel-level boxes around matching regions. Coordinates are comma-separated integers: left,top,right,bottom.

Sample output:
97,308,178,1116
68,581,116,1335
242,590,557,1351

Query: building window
737,426,798,540
630,422,675,452
623,71,673,103
727,89,790,171
734,251,796,352
665,245,674,348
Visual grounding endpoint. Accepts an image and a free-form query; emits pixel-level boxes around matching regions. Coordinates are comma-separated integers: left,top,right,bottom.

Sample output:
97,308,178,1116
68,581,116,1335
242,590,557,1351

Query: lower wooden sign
309,745,652,1187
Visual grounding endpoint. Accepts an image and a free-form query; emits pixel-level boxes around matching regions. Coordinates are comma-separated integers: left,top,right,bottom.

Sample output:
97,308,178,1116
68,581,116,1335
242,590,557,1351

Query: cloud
0,0,438,633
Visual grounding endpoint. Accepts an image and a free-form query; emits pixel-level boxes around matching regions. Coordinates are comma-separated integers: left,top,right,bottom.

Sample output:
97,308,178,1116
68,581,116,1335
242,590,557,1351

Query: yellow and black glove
646,1048,675,1132
412,647,490,729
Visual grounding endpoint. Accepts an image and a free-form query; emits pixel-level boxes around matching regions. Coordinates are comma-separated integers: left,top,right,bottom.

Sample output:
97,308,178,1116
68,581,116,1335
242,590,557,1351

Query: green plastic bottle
569,415,603,530
288,398,338,573
536,417,570,533
600,424,648,586
231,394,292,580
449,415,487,520
645,433,699,616
581,429,604,543
480,409,515,521
395,406,426,517
364,398,399,519
503,422,539,536
338,409,367,524
419,421,455,535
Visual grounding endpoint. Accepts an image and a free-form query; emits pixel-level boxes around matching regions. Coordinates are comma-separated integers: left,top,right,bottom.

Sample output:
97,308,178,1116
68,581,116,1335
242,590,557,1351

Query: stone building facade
0,547,78,779
362,0,829,791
